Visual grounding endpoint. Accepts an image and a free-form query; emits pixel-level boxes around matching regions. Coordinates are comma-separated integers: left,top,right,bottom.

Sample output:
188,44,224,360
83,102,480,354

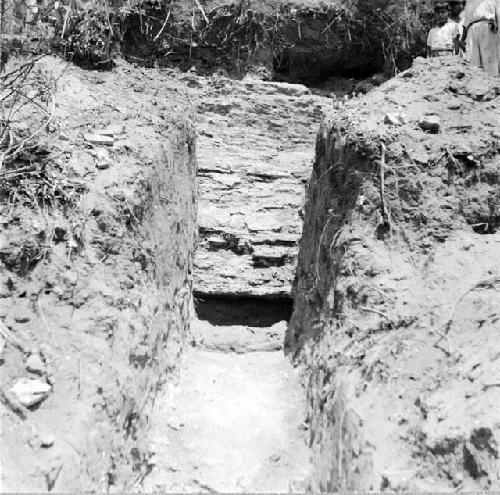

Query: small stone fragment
207,236,227,249
11,378,51,407
95,148,110,162
249,164,290,179
167,419,184,431
14,314,30,324
419,115,440,134
39,343,56,363
252,245,289,267
96,161,110,170
384,113,401,126
246,212,282,233
26,353,45,375
95,124,124,137
84,134,115,146
40,433,55,448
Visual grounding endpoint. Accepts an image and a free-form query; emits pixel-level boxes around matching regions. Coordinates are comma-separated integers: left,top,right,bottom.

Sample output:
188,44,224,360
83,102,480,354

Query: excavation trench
145,294,311,492
143,70,331,492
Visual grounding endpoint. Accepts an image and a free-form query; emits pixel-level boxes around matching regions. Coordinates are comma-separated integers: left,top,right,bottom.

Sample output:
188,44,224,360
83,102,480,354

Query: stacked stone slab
190,74,330,297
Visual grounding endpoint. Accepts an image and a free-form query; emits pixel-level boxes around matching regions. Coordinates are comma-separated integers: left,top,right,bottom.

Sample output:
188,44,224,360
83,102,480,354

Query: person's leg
470,23,482,67
464,29,473,62
478,22,500,76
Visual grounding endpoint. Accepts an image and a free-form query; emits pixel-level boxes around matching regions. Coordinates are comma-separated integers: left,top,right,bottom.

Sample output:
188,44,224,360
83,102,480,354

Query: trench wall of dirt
287,58,500,491
0,59,197,491
101,132,198,488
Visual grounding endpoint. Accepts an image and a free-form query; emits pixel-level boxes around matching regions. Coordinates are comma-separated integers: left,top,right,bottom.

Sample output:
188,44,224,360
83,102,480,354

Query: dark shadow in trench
194,294,293,328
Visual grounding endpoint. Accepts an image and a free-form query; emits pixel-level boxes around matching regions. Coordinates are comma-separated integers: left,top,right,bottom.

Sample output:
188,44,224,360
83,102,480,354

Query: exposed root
442,277,500,336
363,282,396,304
360,306,392,320
376,141,391,239
434,277,500,356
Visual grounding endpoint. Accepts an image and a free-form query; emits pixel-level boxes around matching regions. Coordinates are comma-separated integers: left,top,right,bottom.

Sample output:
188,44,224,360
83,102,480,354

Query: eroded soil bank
287,57,500,491
54,0,427,82
0,57,196,490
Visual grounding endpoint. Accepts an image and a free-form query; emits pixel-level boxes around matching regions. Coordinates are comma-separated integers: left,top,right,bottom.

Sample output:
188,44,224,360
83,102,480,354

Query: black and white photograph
0,0,499,492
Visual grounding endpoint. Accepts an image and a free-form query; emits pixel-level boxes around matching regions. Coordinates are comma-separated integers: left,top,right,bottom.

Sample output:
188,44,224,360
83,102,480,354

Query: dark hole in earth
195,294,293,327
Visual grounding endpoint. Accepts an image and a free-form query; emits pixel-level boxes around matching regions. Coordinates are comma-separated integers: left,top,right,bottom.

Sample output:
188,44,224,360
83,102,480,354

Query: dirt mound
118,0,428,81
287,57,500,491
0,57,197,491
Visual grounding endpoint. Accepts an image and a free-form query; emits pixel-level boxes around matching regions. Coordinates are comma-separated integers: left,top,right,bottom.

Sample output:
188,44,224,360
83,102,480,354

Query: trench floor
144,331,311,492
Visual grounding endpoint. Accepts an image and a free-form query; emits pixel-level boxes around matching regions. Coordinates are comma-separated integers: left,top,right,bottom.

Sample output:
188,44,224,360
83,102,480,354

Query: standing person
427,1,461,57
462,0,500,75
449,1,467,56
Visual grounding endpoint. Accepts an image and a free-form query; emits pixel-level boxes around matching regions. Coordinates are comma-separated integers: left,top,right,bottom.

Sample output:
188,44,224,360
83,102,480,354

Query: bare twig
440,277,500,337
61,0,74,39
0,320,28,353
379,142,389,226
360,306,391,320
0,0,5,73
194,0,209,24
363,282,396,304
153,8,172,42
3,97,57,163
433,276,500,357
37,300,58,349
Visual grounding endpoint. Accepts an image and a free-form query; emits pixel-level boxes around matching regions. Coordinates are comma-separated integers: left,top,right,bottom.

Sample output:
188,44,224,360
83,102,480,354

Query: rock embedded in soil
384,112,404,126
419,115,441,133
84,134,115,146
40,433,55,448
11,378,51,408
26,353,45,375
28,431,55,449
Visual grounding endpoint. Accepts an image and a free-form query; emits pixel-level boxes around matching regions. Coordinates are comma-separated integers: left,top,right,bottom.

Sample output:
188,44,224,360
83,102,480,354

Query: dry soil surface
144,345,311,492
